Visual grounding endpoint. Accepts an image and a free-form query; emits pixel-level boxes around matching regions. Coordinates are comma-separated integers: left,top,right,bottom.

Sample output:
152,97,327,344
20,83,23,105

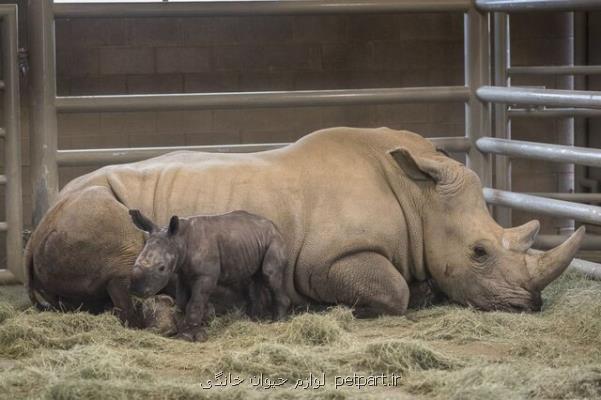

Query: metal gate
17,0,601,281
0,4,23,284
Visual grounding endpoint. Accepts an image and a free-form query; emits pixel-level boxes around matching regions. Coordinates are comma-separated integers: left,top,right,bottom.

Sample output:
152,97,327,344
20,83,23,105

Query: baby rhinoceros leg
260,236,291,320
176,275,218,342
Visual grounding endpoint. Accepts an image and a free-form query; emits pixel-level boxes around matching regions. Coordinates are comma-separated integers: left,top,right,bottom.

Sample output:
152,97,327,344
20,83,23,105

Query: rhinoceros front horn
528,226,586,290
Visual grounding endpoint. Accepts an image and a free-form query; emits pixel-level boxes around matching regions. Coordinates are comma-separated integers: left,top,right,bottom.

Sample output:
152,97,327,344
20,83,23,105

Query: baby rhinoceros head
129,209,181,298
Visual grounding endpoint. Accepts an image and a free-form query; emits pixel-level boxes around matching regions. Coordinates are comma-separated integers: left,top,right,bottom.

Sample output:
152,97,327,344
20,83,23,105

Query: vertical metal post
465,7,492,187
2,6,23,282
493,12,512,227
556,13,575,235
28,0,59,226
573,12,587,194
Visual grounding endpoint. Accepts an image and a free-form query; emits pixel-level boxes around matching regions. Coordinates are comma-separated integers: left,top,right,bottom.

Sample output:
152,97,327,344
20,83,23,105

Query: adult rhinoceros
25,127,584,323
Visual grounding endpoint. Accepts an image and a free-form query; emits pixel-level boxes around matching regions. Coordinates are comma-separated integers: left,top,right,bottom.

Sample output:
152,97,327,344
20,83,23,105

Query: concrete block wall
52,12,467,195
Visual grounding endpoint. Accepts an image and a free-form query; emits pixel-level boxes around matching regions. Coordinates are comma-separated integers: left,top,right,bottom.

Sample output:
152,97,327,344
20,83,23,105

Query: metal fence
15,0,601,281
0,4,23,284
480,0,601,251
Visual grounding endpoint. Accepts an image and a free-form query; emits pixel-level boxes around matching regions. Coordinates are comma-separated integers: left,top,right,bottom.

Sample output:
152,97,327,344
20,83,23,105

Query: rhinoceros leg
325,252,410,318
261,239,291,320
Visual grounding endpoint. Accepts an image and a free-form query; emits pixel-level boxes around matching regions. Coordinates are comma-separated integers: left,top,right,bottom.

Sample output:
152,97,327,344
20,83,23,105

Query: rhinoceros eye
472,245,488,261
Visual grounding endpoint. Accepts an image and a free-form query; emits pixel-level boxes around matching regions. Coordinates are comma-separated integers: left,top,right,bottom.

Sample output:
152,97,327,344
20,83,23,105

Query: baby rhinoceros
128,209,291,341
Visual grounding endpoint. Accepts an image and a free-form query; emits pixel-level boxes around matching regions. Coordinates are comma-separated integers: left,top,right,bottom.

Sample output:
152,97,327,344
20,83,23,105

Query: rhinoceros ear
168,215,179,236
389,147,444,183
129,209,157,233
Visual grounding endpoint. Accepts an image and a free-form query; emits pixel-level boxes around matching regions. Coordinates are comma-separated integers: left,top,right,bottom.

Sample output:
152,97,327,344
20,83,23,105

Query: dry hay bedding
0,272,600,400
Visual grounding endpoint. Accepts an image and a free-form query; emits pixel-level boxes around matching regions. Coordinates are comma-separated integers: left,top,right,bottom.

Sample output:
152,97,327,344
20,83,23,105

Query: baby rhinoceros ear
168,215,179,236
129,209,157,233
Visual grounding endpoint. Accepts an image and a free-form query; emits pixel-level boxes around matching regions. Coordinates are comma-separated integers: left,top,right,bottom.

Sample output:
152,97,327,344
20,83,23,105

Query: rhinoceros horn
502,220,540,252
526,226,586,290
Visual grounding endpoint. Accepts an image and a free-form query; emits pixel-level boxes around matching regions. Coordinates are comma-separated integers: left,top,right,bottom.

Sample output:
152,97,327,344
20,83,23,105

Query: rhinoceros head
128,209,181,298
390,147,585,312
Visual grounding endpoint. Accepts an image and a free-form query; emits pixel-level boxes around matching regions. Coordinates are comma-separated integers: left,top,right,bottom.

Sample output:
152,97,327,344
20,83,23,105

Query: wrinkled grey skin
129,209,291,341
25,127,585,325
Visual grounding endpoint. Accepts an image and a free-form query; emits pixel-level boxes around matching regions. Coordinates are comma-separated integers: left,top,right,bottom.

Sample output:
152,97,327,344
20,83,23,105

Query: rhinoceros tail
24,233,55,312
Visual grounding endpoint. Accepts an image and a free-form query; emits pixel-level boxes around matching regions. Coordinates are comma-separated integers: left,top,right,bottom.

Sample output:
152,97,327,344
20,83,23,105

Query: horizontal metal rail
568,259,601,279
508,107,601,118
54,0,471,18
508,65,601,76
57,136,468,167
536,235,601,251
430,137,470,153
0,269,18,285
527,192,601,203
56,86,470,113
477,137,601,167
483,188,601,225
57,143,288,166
476,0,601,12
477,86,601,109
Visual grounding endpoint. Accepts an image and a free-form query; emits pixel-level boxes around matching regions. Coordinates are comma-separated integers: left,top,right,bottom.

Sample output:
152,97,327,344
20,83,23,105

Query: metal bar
526,192,601,203
536,236,601,251
28,0,59,226
568,258,601,279
508,65,601,75
430,137,471,152
493,11,511,227
573,12,588,196
57,143,290,167
508,107,601,118
477,86,601,109
54,0,471,18
476,0,601,12
56,86,470,113
477,137,601,167
465,8,492,187
0,269,19,285
2,6,24,283
483,188,601,225
56,136,469,167
0,80,4,90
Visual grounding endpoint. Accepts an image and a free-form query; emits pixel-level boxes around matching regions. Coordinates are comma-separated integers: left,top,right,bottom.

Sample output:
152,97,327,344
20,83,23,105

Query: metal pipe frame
465,7,492,187
526,192,601,203
56,86,470,113
28,0,59,226
508,65,601,75
492,11,512,227
483,188,601,225
0,5,24,282
477,86,601,109
53,0,471,18
476,0,601,12
477,137,601,168
56,137,470,167
0,269,19,285
536,235,601,251
508,107,601,118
